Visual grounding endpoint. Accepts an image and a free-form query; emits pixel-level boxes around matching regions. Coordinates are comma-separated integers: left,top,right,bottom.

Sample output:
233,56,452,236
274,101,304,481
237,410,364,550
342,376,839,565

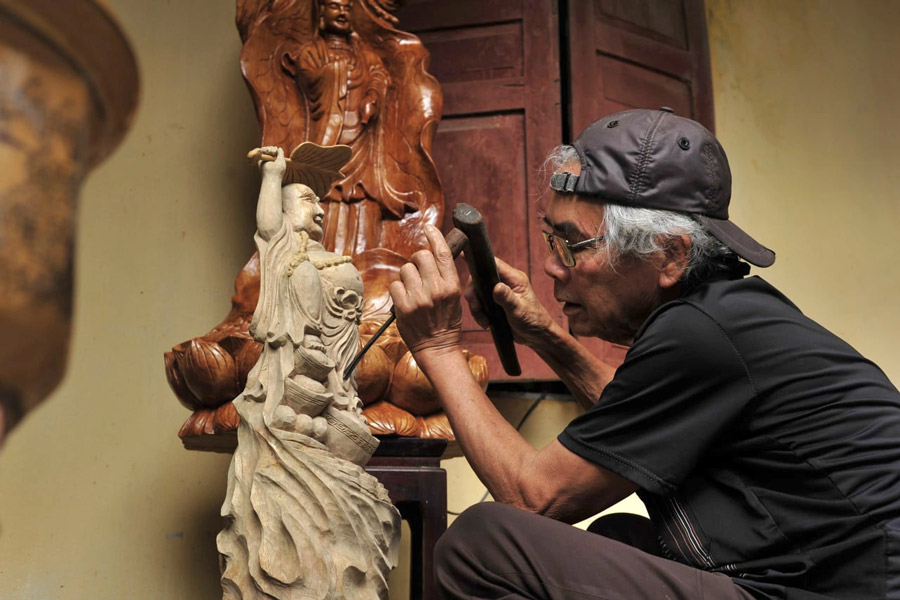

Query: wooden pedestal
367,437,448,600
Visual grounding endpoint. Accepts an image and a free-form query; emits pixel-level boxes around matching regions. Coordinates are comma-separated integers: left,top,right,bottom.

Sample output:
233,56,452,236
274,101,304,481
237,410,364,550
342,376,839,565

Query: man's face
321,0,352,35
283,184,325,241
541,164,666,345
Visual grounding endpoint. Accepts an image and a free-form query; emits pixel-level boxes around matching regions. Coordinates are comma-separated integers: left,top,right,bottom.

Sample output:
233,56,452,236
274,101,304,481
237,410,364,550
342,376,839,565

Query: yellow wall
708,0,900,384
1,1,899,598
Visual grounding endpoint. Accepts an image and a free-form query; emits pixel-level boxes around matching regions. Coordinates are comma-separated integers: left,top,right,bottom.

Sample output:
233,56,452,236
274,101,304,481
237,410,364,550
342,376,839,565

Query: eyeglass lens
543,231,575,267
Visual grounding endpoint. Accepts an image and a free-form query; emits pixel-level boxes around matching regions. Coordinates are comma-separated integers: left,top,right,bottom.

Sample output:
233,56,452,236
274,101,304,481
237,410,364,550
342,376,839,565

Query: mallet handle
452,204,521,376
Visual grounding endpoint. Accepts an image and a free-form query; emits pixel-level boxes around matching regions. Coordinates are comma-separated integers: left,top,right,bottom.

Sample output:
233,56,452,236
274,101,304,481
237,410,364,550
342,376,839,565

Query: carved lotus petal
377,335,408,364
387,351,440,416
359,319,406,363
233,339,263,388
164,349,202,410
463,349,490,391
218,333,249,355
213,402,240,432
362,401,419,436
359,319,388,338
197,409,217,435
419,412,454,441
356,341,392,406
388,350,490,416
180,338,240,407
178,408,215,438
361,281,393,322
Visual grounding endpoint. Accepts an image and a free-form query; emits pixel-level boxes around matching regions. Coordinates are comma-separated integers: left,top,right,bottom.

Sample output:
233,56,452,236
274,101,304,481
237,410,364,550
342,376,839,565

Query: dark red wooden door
395,0,714,381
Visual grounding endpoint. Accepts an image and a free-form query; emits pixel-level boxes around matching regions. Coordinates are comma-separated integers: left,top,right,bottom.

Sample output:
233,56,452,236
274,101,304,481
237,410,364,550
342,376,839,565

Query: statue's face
320,0,352,35
283,184,324,241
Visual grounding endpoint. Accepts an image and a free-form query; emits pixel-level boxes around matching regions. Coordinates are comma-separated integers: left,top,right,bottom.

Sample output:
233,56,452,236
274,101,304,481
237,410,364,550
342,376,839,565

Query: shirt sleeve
558,301,757,496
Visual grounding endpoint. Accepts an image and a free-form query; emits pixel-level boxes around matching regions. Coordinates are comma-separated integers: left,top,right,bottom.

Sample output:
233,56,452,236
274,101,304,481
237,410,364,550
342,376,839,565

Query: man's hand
390,225,463,359
360,92,378,125
464,258,557,348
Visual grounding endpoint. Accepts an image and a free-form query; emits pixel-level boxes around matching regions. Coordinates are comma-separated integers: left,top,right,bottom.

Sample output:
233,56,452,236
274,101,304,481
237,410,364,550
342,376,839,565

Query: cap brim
694,215,776,268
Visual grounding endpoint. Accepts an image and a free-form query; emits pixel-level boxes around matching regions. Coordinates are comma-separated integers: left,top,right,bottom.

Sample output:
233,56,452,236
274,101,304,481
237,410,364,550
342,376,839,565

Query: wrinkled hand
389,225,463,358
464,257,556,348
259,145,286,178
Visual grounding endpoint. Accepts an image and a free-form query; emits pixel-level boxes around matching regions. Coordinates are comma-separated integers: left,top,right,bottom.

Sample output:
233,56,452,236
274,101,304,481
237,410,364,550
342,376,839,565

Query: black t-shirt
559,276,900,600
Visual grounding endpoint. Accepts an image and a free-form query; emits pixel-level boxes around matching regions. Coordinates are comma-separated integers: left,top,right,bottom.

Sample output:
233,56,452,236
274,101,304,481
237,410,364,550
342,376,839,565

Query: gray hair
545,145,745,285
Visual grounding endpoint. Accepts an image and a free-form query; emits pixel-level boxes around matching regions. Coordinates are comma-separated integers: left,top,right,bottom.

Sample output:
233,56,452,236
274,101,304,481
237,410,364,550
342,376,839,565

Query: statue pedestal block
367,437,447,600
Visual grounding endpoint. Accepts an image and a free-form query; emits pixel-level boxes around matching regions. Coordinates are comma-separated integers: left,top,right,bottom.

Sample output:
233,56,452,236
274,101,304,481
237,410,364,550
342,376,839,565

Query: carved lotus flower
177,338,241,408
356,342,392,406
164,348,202,410
232,338,262,388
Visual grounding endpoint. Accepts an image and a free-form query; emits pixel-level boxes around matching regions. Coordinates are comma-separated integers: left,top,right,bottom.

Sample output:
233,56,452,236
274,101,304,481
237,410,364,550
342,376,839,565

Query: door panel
396,0,562,380
568,0,713,133
432,113,529,334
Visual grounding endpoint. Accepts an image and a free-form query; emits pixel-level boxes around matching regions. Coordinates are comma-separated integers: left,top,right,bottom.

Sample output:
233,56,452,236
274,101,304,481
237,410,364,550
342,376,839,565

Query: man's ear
658,234,691,288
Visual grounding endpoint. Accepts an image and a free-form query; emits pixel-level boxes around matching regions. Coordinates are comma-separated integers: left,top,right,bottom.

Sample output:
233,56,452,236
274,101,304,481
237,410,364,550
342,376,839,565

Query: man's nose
543,252,569,283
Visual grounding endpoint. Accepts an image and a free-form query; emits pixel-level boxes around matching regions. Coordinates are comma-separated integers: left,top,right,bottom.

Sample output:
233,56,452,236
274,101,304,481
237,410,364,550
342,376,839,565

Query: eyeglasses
541,230,605,267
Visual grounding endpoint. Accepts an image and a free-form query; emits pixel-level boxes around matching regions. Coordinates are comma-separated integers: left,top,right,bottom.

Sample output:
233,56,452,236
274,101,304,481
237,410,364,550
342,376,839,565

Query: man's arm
390,226,637,522
465,258,617,410
417,346,636,522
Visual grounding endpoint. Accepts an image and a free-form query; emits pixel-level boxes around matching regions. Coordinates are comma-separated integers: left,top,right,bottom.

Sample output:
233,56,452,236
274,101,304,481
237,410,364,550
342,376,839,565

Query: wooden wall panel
418,24,524,84
568,0,713,132
596,0,688,48
394,0,523,31
591,55,694,118
396,0,561,380
433,114,529,333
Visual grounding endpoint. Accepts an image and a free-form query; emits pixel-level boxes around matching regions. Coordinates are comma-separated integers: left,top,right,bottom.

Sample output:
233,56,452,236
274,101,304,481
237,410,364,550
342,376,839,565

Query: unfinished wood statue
217,144,399,599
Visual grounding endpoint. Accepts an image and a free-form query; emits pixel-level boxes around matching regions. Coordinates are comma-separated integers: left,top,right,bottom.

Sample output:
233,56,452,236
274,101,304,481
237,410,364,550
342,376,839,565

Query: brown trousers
434,502,757,600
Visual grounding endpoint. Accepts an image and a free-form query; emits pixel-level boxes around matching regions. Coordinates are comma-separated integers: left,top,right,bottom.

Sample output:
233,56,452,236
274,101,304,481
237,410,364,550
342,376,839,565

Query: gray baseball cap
550,108,775,267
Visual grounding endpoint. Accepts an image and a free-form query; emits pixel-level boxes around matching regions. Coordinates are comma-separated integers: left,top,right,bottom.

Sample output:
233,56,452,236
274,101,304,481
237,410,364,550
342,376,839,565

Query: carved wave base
218,396,400,600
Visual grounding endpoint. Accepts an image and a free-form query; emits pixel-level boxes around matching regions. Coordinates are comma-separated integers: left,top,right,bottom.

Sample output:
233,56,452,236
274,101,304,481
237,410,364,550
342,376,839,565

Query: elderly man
389,108,900,599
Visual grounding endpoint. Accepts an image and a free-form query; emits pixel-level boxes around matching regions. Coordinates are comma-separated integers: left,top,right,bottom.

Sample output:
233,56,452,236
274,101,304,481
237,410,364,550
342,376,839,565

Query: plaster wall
1,1,898,598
